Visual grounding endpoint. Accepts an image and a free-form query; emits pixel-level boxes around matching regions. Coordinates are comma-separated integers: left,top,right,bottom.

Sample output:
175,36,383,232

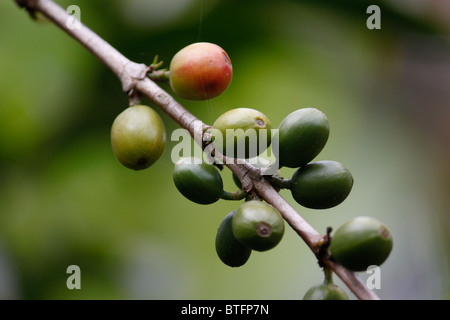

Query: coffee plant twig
14,0,380,300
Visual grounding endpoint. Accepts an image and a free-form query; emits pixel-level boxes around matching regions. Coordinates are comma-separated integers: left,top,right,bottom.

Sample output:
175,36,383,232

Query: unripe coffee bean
111,105,166,170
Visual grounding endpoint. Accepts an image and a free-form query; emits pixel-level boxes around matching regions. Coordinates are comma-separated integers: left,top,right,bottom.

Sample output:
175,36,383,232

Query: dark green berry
278,108,329,168
173,157,224,205
290,160,353,209
110,105,166,170
232,200,284,251
215,210,252,267
330,216,393,272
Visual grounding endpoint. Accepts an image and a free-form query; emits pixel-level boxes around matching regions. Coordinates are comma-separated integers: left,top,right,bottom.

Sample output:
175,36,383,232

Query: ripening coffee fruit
213,108,272,159
111,105,166,170
173,157,224,205
278,108,330,168
303,283,349,300
169,42,232,100
215,210,252,267
330,216,393,272
232,200,284,251
290,160,353,209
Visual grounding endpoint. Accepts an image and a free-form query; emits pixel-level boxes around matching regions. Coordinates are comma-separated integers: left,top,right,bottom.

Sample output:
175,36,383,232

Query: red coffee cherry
169,42,232,100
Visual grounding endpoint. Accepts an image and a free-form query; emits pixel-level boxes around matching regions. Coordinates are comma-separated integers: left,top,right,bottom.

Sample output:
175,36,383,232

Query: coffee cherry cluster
172,156,285,267
277,108,393,297
109,42,232,171
216,199,285,267
276,108,354,209
168,103,361,270
110,42,394,298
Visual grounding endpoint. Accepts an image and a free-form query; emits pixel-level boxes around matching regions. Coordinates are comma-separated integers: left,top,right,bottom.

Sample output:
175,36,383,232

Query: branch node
128,89,141,106
121,61,148,92
317,227,333,268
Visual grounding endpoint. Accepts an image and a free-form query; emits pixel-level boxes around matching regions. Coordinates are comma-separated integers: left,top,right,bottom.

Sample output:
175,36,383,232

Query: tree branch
14,0,379,300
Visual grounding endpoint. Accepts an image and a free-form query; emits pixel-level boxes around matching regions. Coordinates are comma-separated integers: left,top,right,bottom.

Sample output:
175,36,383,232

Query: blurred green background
0,0,449,300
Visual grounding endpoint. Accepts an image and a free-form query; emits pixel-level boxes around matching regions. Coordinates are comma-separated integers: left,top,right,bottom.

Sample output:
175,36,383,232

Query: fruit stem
221,189,247,201
323,266,334,285
268,176,292,189
128,89,141,106
147,55,170,82
148,70,170,82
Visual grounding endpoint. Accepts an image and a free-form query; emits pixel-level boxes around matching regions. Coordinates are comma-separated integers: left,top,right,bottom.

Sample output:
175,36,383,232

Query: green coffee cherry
169,42,232,100
290,160,353,209
303,283,349,300
232,200,284,251
213,108,272,159
110,105,166,170
330,216,393,272
215,210,252,267
278,108,330,168
173,157,224,205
